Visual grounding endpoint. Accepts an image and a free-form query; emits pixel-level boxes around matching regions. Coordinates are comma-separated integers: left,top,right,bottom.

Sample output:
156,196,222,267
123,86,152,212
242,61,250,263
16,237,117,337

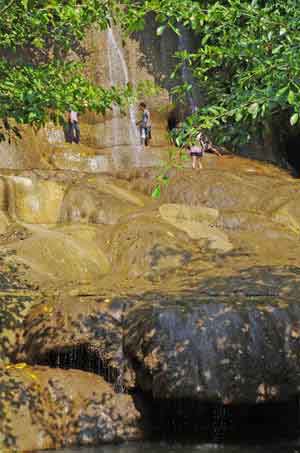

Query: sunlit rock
4,228,110,284
5,175,66,224
105,214,196,279
59,180,142,225
159,203,233,252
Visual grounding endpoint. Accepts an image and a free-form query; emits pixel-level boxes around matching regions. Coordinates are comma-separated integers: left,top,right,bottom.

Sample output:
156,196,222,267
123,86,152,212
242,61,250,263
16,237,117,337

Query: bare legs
191,155,203,170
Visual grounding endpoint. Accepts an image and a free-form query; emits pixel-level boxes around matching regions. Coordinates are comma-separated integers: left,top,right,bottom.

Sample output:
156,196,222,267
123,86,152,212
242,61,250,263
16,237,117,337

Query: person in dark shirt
136,102,151,146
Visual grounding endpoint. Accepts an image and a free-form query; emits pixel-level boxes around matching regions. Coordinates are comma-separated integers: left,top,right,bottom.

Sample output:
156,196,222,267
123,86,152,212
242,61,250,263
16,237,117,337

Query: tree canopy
0,0,126,133
2,0,300,148
119,0,300,146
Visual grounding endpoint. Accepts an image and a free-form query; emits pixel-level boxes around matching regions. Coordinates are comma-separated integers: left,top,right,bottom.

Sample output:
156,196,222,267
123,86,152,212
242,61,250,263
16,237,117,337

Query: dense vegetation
0,0,126,137
1,0,300,148
119,0,300,146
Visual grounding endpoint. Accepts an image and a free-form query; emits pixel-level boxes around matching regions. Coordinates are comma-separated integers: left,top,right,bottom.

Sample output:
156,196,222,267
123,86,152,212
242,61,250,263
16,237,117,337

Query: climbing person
187,142,204,170
188,130,222,170
67,109,80,144
136,102,151,146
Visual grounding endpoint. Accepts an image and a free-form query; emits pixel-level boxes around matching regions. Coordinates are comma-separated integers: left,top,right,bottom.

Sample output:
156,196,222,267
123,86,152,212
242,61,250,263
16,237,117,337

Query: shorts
190,151,203,157
140,126,151,139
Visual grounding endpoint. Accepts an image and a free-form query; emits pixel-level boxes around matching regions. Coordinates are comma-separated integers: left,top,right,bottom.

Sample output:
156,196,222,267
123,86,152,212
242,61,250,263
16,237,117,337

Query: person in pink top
187,131,222,170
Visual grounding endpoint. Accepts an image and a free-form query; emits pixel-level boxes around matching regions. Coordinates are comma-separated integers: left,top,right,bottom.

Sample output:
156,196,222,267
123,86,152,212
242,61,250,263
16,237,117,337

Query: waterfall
178,25,197,114
106,27,140,153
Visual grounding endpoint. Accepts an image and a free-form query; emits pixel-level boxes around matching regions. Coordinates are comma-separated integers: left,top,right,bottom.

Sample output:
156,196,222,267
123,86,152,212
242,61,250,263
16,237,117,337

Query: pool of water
41,440,300,453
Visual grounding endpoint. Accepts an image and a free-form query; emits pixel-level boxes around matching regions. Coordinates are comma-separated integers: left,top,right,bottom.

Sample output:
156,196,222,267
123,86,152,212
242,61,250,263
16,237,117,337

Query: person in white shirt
67,109,80,144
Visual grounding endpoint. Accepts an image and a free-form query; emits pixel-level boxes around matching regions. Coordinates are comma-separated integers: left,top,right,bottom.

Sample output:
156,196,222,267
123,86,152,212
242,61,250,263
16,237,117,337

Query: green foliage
0,0,127,131
118,0,300,145
151,147,188,198
3,0,300,148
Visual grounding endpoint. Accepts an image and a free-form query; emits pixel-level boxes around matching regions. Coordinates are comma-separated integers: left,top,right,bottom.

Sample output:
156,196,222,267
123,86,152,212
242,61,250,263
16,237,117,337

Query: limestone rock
271,197,300,233
21,294,127,388
159,203,233,252
5,229,110,284
0,366,141,452
0,211,9,235
106,214,195,279
5,175,66,224
59,181,141,225
124,285,300,404
160,203,219,224
48,144,112,173
160,170,275,210
0,249,40,365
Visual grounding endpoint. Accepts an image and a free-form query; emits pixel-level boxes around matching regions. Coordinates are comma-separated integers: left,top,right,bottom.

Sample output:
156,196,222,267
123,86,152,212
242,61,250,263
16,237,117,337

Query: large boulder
4,227,110,284
159,203,233,253
5,174,66,224
0,365,141,452
20,294,129,389
105,214,197,279
59,180,143,225
124,274,300,403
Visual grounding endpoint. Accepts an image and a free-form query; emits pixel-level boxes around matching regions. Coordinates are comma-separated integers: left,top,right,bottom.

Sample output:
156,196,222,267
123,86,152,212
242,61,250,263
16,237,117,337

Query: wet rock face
0,366,141,452
124,292,300,403
106,214,195,279
5,229,111,283
0,250,39,365
21,296,127,389
2,152,300,449
59,182,141,225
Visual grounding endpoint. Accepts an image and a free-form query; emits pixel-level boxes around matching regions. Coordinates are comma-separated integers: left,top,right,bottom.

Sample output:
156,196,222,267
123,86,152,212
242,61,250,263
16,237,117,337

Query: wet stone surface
0,366,142,452
123,292,300,402
1,154,300,450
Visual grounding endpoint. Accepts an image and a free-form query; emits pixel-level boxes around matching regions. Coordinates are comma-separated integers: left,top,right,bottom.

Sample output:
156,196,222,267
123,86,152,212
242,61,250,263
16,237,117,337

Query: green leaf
276,86,289,98
248,103,259,119
21,0,29,9
235,111,243,122
151,185,161,199
288,90,295,105
156,25,166,36
32,38,44,49
290,113,299,126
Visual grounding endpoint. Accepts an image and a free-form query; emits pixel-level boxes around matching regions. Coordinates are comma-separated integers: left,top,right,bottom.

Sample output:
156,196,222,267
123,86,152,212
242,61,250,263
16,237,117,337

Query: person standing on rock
67,109,80,144
188,130,222,170
136,102,151,147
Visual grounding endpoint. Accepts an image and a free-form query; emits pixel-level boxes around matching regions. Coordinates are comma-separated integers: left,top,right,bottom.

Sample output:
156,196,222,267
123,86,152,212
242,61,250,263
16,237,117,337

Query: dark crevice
284,133,300,176
137,393,300,443
34,344,124,392
29,345,300,443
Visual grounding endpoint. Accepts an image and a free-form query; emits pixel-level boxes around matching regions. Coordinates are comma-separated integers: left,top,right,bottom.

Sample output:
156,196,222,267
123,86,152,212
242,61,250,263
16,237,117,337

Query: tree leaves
120,0,300,145
21,0,28,9
288,90,295,105
290,113,299,126
156,25,166,36
248,103,259,119
0,1,127,130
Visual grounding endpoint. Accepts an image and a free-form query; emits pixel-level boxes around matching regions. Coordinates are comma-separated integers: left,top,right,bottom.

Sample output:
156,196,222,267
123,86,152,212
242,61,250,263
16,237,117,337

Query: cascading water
178,24,197,114
106,27,141,166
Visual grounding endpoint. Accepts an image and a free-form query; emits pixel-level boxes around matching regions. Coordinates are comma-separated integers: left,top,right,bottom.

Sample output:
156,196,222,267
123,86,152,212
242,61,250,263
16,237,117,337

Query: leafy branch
0,0,16,15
